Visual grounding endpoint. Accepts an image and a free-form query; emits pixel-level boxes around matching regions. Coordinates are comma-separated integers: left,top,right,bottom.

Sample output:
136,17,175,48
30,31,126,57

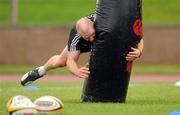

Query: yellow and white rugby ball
6,95,37,115
34,96,64,114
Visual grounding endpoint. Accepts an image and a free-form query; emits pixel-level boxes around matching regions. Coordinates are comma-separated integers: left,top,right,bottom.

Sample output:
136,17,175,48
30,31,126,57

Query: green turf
143,0,180,25
1,82,180,115
0,0,96,26
0,0,180,25
0,65,180,74
132,65,180,74
0,65,70,74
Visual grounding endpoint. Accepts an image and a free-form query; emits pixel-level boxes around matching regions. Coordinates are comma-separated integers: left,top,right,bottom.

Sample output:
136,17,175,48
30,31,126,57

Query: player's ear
76,18,84,33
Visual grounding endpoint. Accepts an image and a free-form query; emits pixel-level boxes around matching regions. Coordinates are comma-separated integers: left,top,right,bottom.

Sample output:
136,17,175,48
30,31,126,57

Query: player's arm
137,39,144,53
66,51,90,78
126,39,144,61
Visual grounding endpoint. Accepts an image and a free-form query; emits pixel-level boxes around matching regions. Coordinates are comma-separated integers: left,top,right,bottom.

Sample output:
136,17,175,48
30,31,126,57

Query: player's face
76,18,95,42
82,30,95,42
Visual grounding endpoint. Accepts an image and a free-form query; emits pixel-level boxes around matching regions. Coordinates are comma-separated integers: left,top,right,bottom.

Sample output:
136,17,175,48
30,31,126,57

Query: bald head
76,18,95,42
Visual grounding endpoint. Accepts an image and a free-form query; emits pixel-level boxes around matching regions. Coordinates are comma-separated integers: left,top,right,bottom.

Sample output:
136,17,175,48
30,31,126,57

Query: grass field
0,0,180,25
1,82,180,115
0,0,180,114
0,65,180,74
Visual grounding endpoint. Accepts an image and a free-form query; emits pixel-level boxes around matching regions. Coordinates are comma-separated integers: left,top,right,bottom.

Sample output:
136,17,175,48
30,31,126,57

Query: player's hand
126,47,141,61
76,66,90,79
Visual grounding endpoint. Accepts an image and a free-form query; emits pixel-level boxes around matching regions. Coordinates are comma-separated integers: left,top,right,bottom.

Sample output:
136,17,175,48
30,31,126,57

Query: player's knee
52,55,66,67
57,55,67,67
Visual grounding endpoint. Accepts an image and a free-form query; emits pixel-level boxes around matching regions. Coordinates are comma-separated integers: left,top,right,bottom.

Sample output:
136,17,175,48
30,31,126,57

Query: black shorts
67,13,95,53
68,27,92,53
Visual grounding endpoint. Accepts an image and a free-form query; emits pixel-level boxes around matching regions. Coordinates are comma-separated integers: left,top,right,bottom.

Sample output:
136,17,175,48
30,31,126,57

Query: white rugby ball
6,95,37,115
11,109,38,115
34,96,64,113
175,81,180,86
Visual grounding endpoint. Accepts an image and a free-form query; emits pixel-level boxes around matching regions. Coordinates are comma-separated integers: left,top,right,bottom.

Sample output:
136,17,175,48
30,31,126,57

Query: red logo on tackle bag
126,61,133,72
133,19,143,36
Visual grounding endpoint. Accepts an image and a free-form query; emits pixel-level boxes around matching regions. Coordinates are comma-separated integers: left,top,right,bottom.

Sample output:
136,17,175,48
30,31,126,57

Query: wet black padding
82,0,142,103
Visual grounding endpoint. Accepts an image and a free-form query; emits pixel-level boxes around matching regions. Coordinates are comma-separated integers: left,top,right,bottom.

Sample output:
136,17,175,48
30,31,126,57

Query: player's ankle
37,66,47,76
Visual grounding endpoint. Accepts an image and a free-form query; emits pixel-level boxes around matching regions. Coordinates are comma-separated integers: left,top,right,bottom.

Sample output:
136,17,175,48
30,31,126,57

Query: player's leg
21,46,68,86
43,46,68,71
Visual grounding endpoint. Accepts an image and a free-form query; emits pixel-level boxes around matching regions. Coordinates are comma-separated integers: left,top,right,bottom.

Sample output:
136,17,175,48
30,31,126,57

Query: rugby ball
34,96,64,113
6,95,37,115
175,81,180,86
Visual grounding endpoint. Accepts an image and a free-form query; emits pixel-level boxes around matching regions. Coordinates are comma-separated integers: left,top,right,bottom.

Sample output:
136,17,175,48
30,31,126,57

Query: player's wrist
138,49,142,58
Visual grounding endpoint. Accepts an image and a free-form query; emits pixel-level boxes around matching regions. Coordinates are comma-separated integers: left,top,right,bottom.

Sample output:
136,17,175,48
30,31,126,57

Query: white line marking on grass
129,83,144,87
1,86,82,92
44,86,82,90
4,83,171,92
